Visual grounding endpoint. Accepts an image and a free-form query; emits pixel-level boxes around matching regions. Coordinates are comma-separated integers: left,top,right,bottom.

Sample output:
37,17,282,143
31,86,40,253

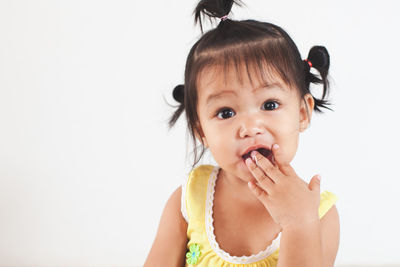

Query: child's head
169,0,331,175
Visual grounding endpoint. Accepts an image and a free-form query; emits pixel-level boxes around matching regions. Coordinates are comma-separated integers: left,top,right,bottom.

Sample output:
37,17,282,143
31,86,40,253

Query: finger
245,157,274,193
250,150,280,183
271,144,295,176
248,181,269,203
308,174,321,194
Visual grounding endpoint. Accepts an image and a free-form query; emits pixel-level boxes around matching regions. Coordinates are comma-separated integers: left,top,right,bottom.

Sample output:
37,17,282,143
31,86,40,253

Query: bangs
197,51,292,91
192,22,303,92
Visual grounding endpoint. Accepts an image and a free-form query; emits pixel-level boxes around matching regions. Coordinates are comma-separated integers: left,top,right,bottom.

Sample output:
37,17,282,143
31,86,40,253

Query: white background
1,0,399,266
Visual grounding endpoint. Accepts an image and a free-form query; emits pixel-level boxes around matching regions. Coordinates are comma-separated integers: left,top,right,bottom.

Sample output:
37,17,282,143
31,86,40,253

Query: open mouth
242,148,274,163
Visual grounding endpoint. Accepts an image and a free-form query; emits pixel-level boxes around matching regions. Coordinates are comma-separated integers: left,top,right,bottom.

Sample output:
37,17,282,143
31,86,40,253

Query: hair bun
307,46,330,77
172,84,184,104
304,46,331,112
194,0,242,32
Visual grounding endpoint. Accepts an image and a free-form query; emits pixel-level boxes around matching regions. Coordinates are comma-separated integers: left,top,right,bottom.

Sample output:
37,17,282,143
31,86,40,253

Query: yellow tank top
182,165,338,267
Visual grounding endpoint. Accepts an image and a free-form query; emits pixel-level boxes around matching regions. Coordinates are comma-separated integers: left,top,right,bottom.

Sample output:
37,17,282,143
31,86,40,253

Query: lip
241,144,271,158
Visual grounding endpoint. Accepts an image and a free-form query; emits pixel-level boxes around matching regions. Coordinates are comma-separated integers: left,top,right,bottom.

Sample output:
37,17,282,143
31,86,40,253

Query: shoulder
187,164,218,187
189,164,216,179
163,186,188,229
143,186,188,267
320,204,340,267
181,164,217,222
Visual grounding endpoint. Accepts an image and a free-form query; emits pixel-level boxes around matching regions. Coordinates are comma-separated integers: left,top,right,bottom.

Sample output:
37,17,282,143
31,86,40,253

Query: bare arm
277,205,340,267
143,186,188,267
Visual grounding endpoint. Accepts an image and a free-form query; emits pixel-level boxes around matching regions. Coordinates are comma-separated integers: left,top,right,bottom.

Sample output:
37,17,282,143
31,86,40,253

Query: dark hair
169,0,331,168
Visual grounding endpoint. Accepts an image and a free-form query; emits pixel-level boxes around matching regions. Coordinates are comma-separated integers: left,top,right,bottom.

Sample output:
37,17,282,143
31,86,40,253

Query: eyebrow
205,82,283,106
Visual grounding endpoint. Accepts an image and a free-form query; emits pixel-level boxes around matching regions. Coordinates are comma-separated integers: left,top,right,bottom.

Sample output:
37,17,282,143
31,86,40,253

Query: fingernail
245,158,252,166
250,152,258,165
316,175,321,182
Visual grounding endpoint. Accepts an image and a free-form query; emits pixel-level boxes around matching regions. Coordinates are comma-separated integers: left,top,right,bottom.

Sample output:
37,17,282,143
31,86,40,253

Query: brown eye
217,108,236,119
262,101,280,111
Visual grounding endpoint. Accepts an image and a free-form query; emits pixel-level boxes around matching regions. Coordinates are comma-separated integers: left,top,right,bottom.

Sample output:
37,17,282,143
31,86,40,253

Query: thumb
309,174,321,193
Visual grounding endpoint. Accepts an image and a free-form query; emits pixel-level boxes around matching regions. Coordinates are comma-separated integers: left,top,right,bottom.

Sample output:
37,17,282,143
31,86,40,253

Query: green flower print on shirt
186,243,201,265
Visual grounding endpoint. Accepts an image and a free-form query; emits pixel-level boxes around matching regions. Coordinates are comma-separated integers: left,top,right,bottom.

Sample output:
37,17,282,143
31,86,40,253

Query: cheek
275,116,301,163
206,129,230,150
275,134,299,163
207,139,232,167
284,135,299,163
203,124,235,157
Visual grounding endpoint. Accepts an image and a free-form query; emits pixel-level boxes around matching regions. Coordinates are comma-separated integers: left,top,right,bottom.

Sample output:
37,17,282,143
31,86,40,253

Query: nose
238,116,265,138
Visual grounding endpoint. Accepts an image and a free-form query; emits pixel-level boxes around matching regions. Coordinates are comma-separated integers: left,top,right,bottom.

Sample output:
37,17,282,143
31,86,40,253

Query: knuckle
259,173,268,183
261,176,273,187
259,191,268,201
256,188,266,198
250,164,258,172
255,154,263,162
255,188,263,198
261,174,269,182
265,165,275,173
258,159,276,172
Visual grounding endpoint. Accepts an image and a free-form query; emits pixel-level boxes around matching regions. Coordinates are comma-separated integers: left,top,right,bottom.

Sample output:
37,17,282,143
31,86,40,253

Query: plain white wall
0,0,399,266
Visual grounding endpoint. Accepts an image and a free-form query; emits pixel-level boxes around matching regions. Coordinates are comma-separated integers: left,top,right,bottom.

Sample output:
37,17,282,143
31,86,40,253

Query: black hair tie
173,84,184,104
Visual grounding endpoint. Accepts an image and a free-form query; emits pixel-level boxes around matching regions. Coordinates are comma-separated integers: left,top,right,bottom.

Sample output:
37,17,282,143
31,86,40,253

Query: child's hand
245,144,321,230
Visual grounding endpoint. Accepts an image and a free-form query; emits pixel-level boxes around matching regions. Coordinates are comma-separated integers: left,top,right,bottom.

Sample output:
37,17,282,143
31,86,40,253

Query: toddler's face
196,64,314,182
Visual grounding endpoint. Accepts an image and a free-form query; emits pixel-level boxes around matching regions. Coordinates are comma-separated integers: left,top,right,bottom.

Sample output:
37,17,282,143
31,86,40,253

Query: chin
224,161,254,182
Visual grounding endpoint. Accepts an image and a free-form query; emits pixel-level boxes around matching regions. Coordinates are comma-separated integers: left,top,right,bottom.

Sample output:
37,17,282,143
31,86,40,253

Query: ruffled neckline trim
204,166,281,264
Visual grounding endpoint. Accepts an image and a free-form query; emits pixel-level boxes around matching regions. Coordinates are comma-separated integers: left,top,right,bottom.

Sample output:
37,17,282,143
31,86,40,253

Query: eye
216,108,236,119
262,100,280,111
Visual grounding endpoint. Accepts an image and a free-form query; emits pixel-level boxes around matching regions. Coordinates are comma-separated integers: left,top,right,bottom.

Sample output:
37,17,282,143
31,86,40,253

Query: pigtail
168,84,185,128
194,0,243,33
304,46,332,112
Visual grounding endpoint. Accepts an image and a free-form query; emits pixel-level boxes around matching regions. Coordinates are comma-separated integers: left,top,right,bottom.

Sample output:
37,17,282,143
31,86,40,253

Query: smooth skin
143,186,188,267
246,146,334,266
144,63,340,266
144,185,339,267
246,145,321,230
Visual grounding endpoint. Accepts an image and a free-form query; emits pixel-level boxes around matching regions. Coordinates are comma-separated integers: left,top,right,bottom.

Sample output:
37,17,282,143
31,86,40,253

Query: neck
217,168,263,207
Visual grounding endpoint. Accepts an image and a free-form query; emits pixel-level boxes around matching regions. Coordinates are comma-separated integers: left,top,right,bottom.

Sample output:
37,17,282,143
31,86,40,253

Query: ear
299,93,315,132
194,123,209,148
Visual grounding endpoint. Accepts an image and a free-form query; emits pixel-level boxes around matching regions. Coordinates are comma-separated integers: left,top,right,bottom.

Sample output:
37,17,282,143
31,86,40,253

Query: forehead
197,62,292,99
